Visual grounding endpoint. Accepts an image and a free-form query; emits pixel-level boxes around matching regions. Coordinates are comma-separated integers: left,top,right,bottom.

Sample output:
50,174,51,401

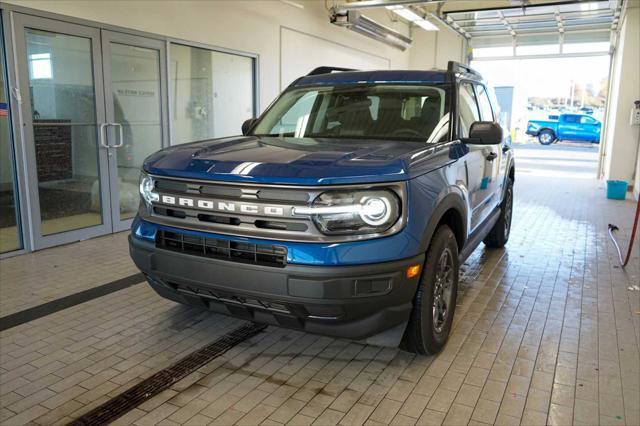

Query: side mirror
462,121,503,145
242,118,258,136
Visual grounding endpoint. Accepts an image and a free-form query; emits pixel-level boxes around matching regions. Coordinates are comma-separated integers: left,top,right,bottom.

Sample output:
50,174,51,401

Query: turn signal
406,264,421,279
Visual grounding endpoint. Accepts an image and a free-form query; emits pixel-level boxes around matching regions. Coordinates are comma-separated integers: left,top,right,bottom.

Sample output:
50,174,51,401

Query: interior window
475,84,494,121
458,82,480,137
564,115,580,123
170,43,255,143
580,116,596,124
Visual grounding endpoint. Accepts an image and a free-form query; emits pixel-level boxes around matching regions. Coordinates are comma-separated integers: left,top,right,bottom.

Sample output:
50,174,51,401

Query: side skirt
459,207,501,263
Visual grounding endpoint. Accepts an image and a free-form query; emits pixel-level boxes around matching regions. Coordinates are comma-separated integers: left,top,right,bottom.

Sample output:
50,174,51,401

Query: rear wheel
538,129,556,145
402,225,459,355
484,177,513,248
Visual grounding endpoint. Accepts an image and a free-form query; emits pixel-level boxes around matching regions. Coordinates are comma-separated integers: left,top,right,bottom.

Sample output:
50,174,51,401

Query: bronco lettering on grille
159,194,287,216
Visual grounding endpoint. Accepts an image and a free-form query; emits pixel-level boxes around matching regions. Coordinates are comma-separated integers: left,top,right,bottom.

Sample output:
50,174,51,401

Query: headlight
293,189,401,235
139,172,159,206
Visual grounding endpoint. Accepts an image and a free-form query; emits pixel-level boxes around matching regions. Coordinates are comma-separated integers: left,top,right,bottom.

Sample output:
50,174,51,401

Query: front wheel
402,225,459,355
538,129,556,145
484,177,514,248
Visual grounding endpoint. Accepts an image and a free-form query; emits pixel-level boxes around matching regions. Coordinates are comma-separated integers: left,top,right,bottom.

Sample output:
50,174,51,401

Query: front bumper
129,234,423,340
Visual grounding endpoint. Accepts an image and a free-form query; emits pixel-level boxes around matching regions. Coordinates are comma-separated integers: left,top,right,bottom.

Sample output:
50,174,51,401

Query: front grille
156,230,287,267
143,176,406,243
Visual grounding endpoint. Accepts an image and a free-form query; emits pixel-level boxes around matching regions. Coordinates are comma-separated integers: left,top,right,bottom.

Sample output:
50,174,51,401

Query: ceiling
340,0,623,49
439,0,622,47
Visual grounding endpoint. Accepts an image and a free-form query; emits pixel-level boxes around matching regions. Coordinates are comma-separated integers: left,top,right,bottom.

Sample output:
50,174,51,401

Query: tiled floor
0,232,138,316
0,144,638,425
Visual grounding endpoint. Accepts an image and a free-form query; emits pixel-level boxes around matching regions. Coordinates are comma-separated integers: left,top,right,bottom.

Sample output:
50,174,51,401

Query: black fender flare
501,157,516,202
418,192,468,255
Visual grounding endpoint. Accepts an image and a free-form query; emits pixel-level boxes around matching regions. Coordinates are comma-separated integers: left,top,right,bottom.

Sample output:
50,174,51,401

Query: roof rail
307,66,358,76
447,61,482,78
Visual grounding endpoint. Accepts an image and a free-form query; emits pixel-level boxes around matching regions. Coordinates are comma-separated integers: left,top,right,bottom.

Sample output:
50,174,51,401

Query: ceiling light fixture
330,9,413,50
386,5,439,31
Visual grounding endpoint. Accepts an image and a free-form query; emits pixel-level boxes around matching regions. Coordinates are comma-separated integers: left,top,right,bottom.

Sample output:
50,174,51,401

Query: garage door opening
443,0,621,180
471,52,611,179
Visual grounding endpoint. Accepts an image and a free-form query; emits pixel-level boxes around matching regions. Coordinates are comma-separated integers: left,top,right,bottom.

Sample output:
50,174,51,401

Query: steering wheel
391,128,422,138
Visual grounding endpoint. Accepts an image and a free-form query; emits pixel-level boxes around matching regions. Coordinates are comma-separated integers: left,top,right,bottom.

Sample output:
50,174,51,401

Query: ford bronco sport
130,62,515,354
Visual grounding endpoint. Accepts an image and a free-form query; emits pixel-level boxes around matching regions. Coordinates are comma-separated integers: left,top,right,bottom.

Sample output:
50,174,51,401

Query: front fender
417,189,469,254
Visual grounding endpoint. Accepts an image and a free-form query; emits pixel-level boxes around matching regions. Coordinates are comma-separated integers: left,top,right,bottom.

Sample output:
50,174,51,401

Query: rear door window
563,115,580,124
475,84,494,121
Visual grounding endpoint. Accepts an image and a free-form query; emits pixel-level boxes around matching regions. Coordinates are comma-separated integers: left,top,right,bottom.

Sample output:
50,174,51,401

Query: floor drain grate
69,321,267,426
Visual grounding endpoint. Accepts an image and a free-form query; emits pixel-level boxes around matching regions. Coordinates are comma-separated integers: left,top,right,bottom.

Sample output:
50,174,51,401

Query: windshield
251,84,450,143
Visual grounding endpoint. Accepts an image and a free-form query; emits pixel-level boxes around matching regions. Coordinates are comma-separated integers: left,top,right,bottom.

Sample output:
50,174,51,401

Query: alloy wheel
432,247,454,334
504,186,513,238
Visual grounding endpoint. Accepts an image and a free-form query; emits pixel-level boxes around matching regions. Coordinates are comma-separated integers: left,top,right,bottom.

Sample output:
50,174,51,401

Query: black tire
402,225,459,355
538,129,556,145
483,177,514,248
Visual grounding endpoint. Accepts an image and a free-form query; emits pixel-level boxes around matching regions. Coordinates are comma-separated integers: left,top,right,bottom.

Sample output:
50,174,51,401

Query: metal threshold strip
69,321,268,426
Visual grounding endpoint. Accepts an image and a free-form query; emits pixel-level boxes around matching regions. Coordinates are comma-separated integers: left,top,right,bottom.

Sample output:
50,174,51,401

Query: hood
143,136,455,185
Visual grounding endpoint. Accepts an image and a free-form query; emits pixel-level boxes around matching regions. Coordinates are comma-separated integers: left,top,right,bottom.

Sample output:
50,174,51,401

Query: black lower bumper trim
129,235,423,340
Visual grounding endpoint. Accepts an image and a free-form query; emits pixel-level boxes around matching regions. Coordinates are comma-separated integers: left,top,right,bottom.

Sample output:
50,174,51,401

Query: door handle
99,123,110,148
486,152,498,161
110,123,124,148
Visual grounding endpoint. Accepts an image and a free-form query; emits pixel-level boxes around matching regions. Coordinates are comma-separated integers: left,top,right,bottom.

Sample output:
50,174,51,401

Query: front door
13,15,168,249
458,81,496,232
101,31,168,231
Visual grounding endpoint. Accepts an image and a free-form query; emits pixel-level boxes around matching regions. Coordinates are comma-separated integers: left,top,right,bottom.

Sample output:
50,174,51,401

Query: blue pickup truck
526,113,601,145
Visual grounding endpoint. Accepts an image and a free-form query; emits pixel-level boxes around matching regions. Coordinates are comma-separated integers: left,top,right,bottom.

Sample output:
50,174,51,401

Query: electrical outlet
631,108,640,126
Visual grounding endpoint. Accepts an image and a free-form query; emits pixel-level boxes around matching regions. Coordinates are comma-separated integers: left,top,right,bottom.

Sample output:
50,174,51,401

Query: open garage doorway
471,53,611,179
444,0,621,180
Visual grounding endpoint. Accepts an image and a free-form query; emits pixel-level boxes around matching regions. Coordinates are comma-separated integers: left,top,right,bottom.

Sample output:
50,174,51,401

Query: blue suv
130,62,515,354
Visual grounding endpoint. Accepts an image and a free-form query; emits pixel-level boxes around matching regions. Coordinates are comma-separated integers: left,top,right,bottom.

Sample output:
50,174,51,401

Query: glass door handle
99,123,110,148
110,123,124,148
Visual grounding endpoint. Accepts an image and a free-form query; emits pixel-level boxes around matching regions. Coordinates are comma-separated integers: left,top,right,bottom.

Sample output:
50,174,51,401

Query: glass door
13,14,112,250
0,21,23,254
101,31,168,231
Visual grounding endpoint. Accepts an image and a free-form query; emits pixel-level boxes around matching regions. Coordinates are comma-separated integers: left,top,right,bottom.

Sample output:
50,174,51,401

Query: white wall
603,2,640,192
280,27,390,89
5,0,411,113
409,20,468,70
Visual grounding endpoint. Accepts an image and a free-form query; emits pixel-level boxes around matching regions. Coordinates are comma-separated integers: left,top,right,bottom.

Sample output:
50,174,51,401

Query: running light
293,189,400,235
406,264,421,279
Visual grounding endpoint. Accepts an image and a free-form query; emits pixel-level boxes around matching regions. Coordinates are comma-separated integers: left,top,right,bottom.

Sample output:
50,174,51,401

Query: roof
293,70,452,87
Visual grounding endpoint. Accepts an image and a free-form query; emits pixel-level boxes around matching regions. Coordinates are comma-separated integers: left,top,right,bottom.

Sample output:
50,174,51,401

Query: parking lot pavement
1,157,638,425
514,142,599,179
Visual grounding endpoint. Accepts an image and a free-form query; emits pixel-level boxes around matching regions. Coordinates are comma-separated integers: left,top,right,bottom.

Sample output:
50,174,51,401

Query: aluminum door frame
100,30,169,232
12,13,114,250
